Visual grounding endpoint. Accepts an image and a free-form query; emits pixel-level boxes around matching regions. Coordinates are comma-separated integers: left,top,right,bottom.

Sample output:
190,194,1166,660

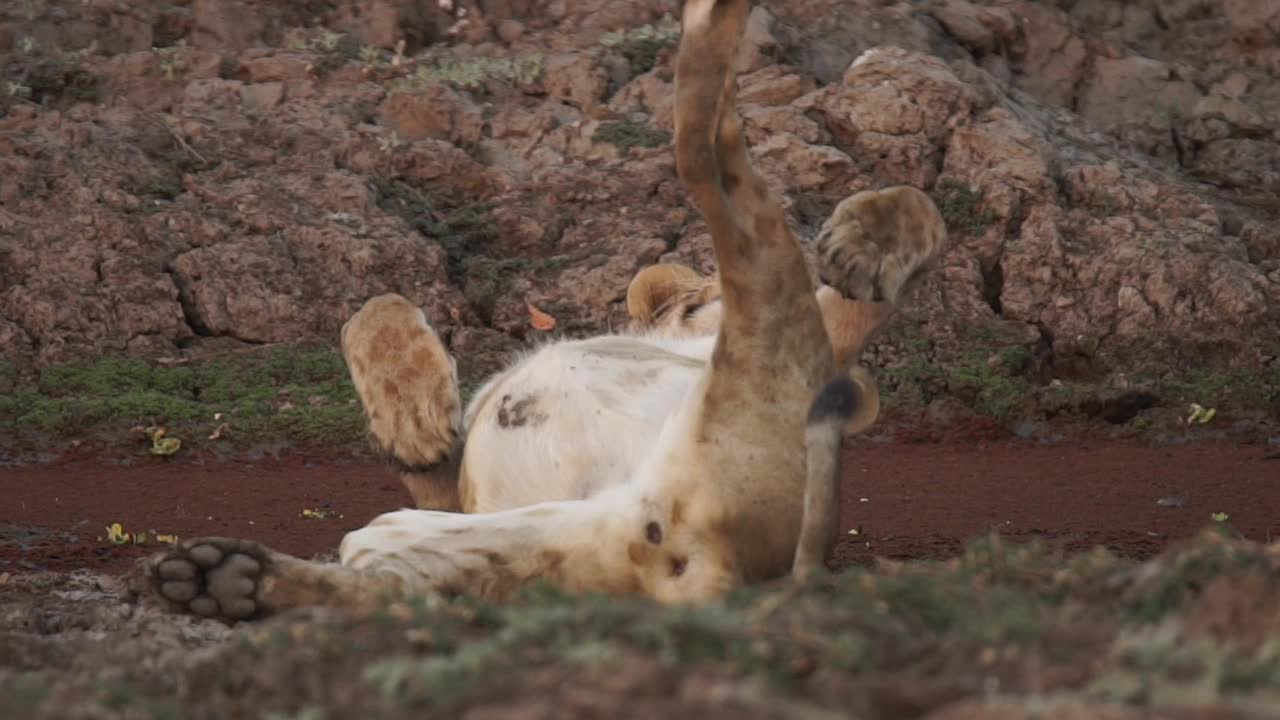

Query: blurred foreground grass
2,526,1277,719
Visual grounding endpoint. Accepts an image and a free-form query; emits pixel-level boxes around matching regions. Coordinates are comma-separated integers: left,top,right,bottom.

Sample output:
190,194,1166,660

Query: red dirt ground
1,440,1276,575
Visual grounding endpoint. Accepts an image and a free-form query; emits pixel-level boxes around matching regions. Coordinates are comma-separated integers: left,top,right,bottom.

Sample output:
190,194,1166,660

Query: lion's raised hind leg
341,294,464,511
813,188,948,437
675,0,833,401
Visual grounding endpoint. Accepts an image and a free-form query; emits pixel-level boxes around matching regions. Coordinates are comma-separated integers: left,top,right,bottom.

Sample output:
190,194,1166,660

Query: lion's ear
625,263,707,326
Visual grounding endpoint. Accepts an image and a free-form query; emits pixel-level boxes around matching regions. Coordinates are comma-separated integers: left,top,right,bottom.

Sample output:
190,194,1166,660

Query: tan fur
143,0,949,621
793,376,857,580
815,186,947,306
625,263,719,337
627,268,889,437
340,294,463,511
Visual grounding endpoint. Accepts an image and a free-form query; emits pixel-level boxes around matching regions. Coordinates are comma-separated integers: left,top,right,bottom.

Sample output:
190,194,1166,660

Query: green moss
930,179,998,236
0,346,365,449
876,321,1034,420
598,16,680,74
946,350,1033,421
592,120,671,151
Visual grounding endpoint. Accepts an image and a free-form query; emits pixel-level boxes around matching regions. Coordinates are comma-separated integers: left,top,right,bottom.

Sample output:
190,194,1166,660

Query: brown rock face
0,0,1277,410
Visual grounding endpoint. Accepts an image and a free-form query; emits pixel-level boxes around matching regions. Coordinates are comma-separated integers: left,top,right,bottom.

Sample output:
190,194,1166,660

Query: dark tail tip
807,375,859,424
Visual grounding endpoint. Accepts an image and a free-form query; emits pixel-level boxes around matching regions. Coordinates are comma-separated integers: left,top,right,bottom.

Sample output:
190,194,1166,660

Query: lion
143,0,947,621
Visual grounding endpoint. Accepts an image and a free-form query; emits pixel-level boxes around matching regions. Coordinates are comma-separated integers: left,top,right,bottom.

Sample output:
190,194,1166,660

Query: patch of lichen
393,52,544,92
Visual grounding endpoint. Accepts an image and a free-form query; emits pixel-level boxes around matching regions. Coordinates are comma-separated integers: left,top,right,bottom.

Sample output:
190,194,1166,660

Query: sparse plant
359,45,384,66
394,52,543,92
153,42,190,81
375,131,405,153
593,119,671,150
930,178,998,236
3,37,101,105
292,30,363,76
598,15,680,74
3,81,32,99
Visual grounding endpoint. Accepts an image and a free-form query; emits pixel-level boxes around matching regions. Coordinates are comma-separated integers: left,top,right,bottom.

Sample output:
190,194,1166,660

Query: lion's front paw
149,537,271,622
815,186,947,307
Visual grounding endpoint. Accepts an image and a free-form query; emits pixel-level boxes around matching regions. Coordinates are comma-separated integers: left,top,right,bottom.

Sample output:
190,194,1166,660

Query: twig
149,114,207,165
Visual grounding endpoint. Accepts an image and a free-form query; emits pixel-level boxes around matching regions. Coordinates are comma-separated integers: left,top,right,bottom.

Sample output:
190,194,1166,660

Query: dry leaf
527,302,557,331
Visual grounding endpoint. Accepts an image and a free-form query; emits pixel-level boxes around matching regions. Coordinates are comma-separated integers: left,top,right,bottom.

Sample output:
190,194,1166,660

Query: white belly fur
459,333,716,512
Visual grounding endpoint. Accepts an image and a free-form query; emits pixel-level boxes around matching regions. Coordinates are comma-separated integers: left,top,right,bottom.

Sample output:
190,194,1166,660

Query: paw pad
150,539,268,622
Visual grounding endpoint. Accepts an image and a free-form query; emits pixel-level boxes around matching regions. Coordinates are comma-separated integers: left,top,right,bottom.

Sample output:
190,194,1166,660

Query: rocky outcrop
1,0,1277,412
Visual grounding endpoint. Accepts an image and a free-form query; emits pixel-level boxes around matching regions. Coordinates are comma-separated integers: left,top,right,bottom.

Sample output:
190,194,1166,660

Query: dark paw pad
151,539,268,622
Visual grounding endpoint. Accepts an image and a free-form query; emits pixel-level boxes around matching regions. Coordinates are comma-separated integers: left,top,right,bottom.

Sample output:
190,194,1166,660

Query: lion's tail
792,375,859,580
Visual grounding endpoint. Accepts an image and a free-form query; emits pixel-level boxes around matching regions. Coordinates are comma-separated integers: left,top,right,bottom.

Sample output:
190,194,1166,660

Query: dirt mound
1,0,1278,429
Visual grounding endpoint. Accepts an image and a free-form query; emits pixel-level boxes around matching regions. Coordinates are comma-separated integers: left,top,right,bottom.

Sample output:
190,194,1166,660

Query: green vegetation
393,52,544,92
876,318,1279,429
290,30,363,76
930,178,998,236
877,322,1034,421
1161,366,1280,415
361,540,1042,706
3,35,101,107
368,176,508,316
371,176,596,322
946,347,1034,421
598,16,681,74
351,528,1277,710
368,176,497,280
152,42,190,82
592,120,671,151
0,345,365,450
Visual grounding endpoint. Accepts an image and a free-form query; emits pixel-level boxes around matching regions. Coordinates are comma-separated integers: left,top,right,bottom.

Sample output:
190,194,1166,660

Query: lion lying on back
144,0,947,621
343,183,942,517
